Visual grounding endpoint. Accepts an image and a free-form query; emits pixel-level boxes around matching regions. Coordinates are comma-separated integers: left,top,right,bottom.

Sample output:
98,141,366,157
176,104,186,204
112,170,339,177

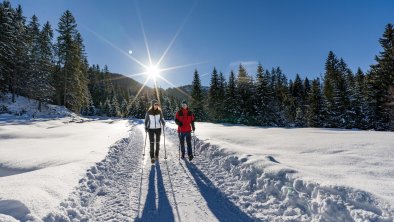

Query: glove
178,122,183,127
162,121,166,127
145,127,148,132
192,126,195,132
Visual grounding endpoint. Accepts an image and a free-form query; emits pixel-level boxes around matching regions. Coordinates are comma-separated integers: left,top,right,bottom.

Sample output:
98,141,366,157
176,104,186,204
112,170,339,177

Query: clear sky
10,0,394,88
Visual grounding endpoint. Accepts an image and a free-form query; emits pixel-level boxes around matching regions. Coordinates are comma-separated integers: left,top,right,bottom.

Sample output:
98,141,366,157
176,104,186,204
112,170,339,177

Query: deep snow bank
165,127,393,221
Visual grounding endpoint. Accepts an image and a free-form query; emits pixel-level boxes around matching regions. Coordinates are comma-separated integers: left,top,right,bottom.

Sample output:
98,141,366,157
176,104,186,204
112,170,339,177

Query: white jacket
145,110,165,129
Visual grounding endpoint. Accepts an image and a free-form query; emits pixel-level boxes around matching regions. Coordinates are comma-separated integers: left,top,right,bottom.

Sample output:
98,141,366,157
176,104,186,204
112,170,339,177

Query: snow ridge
43,123,143,222
169,128,394,222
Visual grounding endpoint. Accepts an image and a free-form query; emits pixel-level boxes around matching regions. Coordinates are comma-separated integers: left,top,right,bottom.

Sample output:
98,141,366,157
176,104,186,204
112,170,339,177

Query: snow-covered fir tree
223,70,238,123
236,64,255,125
369,23,394,130
190,69,205,121
207,67,220,121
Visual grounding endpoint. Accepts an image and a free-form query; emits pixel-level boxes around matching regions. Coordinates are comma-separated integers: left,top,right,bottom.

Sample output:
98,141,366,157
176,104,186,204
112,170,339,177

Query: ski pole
143,131,147,156
163,126,167,159
178,132,181,160
193,131,196,156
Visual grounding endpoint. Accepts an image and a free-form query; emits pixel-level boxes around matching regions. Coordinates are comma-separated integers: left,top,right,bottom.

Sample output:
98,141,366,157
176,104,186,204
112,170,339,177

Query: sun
146,65,160,80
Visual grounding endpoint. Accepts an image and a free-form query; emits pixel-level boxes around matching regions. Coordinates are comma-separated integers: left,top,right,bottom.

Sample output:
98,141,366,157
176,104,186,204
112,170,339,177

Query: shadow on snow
184,161,258,222
135,163,174,222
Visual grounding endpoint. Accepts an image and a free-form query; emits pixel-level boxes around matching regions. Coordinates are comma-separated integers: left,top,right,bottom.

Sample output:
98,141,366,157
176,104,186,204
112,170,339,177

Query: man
175,100,195,160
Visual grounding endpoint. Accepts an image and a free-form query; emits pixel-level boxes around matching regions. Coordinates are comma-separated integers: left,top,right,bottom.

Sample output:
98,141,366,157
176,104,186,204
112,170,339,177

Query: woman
145,99,165,163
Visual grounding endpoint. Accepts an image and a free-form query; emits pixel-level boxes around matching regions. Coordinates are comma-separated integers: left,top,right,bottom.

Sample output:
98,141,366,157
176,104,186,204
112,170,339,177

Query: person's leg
148,130,155,159
186,132,192,156
154,129,161,158
179,133,186,158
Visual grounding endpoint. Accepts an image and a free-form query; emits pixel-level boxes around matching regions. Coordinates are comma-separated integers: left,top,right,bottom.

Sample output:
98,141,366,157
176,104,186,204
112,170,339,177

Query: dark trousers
148,128,161,159
179,132,192,156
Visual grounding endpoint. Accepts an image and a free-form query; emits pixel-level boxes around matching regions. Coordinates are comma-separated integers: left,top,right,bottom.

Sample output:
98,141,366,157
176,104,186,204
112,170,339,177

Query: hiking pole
143,131,147,156
178,132,181,160
163,126,167,159
193,131,196,157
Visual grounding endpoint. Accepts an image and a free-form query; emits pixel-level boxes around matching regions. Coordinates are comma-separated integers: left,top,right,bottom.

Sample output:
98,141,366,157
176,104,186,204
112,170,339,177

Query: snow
167,122,394,221
1,94,393,221
0,95,131,221
0,93,78,120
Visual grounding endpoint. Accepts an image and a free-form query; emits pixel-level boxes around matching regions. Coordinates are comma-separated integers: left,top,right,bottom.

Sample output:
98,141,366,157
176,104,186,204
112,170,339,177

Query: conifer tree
351,68,369,129
34,20,55,110
306,78,323,127
322,51,340,127
224,70,237,123
25,14,41,97
0,1,15,93
271,67,290,126
190,69,205,121
217,72,226,120
236,64,255,124
255,63,273,125
55,10,77,108
207,67,220,121
55,10,92,113
369,23,394,130
10,5,28,102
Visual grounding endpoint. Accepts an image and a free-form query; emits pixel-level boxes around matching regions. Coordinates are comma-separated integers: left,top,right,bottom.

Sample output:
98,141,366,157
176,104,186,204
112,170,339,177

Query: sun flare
146,65,160,80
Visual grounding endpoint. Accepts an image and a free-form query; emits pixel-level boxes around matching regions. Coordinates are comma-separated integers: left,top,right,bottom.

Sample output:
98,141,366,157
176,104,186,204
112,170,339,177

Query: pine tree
26,15,55,111
351,68,369,129
322,51,340,128
224,70,237,123
190,69,205,121
110,94,120,117
55,10,91,113
35,21,55,110
271,67,290,126
292,74,306,126
207,67,220,121
369,23,394,130
236,64,255,124
119,98,127,117
55,10,77,108
25,14,41,97
217,72,226,120
306,78,323,127
10,5,28,102
0,1,15,93
336,58,353,128
255,63,273,125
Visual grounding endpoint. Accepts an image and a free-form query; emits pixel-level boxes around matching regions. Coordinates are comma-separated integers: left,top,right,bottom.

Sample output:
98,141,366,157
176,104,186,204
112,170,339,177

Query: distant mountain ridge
109,73,208,100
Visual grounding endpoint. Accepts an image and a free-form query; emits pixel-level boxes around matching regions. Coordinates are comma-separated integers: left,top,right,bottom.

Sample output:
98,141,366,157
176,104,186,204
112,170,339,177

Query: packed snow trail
45,120,256,222
134,125,256,222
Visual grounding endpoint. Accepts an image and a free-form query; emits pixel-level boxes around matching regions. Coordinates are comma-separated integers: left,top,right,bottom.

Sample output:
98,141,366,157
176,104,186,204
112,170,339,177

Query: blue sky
11,0,394,88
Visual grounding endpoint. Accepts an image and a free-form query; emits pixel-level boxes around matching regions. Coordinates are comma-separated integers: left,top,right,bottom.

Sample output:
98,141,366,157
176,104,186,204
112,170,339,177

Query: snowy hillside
0,95,393,221
0,93,79,120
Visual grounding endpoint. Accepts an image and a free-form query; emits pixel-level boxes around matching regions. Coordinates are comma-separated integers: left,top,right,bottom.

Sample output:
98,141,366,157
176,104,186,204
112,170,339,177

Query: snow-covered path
46,121,255,222
134,126,255,222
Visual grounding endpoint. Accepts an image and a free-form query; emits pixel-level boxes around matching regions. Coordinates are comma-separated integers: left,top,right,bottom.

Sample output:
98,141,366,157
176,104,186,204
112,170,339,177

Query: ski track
44,121,256,222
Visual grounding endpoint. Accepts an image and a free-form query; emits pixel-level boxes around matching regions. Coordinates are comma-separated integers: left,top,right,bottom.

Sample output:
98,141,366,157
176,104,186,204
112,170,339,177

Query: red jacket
175,108,195,133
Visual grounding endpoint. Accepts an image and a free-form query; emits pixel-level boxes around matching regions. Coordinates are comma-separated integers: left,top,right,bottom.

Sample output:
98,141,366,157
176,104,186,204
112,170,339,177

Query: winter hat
151,99,158,107
181,100,188,105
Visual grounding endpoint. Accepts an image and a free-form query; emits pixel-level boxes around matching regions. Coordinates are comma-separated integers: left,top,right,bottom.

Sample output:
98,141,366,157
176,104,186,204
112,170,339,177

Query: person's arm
144,112,149,131
160,111,165,126
175,111,182,126
191,113,195,131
